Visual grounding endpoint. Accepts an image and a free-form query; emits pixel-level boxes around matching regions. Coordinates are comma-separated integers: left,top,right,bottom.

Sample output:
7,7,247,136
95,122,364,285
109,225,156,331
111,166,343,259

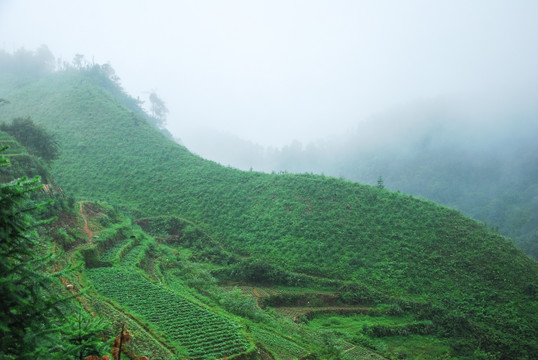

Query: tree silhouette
148,92,168,128
377,175,385,189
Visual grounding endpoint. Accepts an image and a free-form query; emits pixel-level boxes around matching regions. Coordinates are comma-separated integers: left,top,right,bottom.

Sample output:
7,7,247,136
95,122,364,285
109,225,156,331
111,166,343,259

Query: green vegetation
0,46,56,93
0,131,50,182
217,108,538,260
86,267,249,359
0,52,537,359
0,147,58,359
0,116,60,163
306,313,448,359
337,136,538,261
0,146,109,359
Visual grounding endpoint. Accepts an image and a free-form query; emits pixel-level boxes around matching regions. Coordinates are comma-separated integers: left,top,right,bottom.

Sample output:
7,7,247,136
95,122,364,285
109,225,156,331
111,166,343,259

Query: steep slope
1,70,537,359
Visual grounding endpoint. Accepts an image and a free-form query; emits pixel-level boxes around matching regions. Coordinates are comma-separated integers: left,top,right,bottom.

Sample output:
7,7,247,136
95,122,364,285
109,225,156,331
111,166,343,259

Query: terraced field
0,137,24,156
340,343,386,360
90,297,177,360
86,267,249,359
231,285,370,321
250,327,309,360
236,286,283,298
119,244,146,266
83,223,251,360
275,306,370,320
99,238,131,262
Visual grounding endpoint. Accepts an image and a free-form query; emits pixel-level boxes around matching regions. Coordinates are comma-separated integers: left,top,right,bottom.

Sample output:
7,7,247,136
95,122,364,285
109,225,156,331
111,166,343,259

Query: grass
382,335,453,360
307,313,453,359
308,313,419,330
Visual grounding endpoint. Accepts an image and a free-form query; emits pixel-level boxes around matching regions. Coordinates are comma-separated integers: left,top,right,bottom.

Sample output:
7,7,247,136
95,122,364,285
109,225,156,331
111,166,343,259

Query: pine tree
376,175,385,189
0,146,62,358
56,307,110,360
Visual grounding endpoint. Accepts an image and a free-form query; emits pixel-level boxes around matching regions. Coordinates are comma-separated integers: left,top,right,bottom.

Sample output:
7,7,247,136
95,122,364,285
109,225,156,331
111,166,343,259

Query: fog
1,0,537,149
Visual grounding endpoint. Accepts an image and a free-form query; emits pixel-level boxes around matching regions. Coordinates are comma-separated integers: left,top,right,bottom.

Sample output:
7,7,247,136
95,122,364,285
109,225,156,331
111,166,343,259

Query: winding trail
79,202,93,243
55,203,95,313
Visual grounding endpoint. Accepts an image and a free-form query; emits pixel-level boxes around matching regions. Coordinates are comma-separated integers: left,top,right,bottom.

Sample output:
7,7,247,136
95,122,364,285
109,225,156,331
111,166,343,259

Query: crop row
100,238,131,262
90,297,179,360
119,244,145,265
86,267,248,359
340,344,383,360
250,327,308,360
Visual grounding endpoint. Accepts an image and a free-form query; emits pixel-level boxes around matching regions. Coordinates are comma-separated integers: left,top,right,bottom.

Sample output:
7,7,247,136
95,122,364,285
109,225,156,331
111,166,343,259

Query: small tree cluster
0,117,60,163
0,45,56,79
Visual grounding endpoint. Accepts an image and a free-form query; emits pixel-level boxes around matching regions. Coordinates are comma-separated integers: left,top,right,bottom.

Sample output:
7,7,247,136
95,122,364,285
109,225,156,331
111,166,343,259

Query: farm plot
119,244,146,266
275,306,369,320
91,297,177,360
250,327,309,360
237,286,282,298
233,286,331,299
100,238,131,262
340,344,386,360
86,267,249,360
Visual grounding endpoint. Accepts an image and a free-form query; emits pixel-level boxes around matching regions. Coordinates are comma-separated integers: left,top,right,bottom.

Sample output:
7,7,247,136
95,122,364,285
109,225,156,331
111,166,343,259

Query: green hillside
1,68,537,359
186,106,538,260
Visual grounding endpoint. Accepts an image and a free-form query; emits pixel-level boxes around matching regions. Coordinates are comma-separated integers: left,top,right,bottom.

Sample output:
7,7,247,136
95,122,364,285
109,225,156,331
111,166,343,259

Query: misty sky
1,0,537,147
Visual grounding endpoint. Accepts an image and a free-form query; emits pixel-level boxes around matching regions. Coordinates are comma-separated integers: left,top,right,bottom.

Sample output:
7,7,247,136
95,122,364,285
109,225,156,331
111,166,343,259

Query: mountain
1,62,537,359
183,99,538,260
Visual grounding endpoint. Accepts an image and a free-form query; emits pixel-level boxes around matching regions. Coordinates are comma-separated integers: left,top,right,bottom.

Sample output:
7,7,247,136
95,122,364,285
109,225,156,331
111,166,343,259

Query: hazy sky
1,0,537,147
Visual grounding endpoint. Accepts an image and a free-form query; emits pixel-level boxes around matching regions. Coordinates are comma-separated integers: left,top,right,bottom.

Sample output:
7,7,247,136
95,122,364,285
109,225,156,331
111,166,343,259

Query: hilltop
1,59,537,359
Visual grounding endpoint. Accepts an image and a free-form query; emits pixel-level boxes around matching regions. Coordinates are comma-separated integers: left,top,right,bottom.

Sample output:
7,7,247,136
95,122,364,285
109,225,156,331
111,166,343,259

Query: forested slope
1,69,537,359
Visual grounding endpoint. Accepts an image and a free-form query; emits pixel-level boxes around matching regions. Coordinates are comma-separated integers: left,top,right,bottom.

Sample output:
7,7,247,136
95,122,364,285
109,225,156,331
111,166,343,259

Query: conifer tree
0,147,61,358
55,306,110,360
376,175,385,189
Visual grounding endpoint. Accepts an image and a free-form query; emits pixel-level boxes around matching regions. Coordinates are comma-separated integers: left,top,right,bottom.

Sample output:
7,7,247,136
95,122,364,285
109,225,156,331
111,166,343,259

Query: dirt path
79,202,93,243
55,248,95,315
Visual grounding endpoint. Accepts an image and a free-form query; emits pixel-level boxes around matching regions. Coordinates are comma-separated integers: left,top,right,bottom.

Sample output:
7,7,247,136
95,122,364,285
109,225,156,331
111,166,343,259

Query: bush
56,227,76,250
0,117,60,162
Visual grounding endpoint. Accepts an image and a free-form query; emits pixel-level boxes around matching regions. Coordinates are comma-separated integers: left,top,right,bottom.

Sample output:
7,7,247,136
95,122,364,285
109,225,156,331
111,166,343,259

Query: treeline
0,45,56,84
